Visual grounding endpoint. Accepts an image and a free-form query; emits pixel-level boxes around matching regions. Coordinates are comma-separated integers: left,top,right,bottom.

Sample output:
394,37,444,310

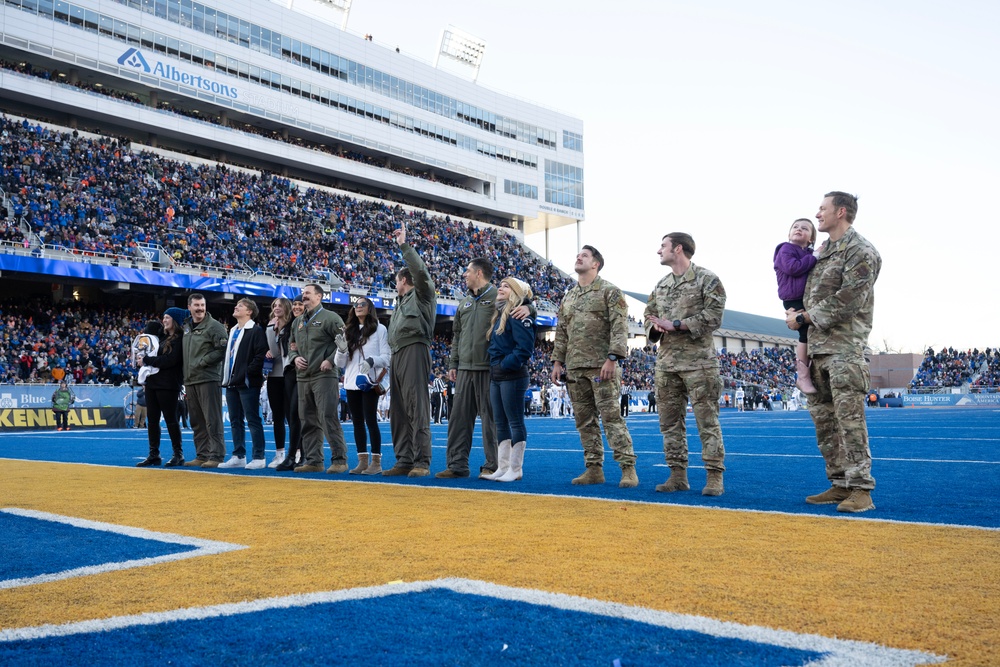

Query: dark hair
187,292,206,305
582,245,604,271
824,191,859,223
345,298,378,356
469,257,494,280
304,283,325,298
237,297,259,319
396,267,412,285
161,325,182,354
663,233,696,259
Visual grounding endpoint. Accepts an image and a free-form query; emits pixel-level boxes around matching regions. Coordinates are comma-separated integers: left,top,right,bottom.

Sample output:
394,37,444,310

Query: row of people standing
131,191,879,515
543,191,880,513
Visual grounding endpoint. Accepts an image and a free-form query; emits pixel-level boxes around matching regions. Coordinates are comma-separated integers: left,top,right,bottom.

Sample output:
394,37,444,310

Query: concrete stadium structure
0,0,796,351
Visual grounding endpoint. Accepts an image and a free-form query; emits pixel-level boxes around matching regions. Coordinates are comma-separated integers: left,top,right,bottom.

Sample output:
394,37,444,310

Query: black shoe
164,455,185,467
275,458,296,471
136,456,162,467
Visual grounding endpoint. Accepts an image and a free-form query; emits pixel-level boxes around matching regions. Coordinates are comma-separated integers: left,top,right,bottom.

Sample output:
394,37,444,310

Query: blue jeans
490,375,529,445
226,386,266,461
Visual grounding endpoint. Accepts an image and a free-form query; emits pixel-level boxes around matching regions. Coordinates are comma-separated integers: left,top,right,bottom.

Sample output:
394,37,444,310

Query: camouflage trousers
806,354,875,490
565,367,635,468
656,368,725,471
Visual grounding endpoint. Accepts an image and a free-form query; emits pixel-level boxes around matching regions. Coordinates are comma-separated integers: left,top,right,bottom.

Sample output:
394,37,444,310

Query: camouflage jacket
553,276,629,370
804,226,881,359
643,263,726,372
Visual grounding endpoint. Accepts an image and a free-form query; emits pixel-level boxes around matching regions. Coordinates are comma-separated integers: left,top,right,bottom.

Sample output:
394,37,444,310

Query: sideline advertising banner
0,385,133,431
902,393,1000,407
0,407,126,431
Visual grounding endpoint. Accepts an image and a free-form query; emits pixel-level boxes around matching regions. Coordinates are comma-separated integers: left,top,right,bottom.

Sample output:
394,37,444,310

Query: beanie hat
164,307,190,325
502,277,533,303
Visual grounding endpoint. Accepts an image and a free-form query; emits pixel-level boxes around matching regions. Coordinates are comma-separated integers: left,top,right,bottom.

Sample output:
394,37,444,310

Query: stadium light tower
434,25,487,83
284,0,353,30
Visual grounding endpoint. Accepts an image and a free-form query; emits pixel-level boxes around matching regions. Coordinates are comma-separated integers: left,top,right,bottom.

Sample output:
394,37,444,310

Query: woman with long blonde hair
275,296,306,470
264,297,293,467
484,277,536,482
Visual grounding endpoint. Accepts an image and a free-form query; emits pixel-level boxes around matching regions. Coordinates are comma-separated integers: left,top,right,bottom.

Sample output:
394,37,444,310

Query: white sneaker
267,450,285,469
219,456,247,469
245,458,266,470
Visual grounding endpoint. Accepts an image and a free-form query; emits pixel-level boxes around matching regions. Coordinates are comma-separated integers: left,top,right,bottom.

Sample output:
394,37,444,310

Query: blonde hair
489,278,533,339
270,297,292,327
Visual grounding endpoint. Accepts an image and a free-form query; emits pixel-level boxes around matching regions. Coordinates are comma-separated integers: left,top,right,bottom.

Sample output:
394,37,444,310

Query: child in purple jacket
773,218,819,393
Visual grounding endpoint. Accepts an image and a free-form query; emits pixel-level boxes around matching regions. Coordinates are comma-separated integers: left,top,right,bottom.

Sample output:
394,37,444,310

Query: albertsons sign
117,48,238,99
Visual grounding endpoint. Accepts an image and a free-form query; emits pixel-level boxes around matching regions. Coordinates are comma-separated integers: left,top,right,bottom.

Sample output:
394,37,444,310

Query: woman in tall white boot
484,277,536,482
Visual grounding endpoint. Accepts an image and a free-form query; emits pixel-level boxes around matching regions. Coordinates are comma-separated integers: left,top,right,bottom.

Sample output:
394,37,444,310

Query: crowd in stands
718,348,797,392
0,299,808,397
1,60,476,195
0,300,145,385
0,114,575,302
911,347,1000,390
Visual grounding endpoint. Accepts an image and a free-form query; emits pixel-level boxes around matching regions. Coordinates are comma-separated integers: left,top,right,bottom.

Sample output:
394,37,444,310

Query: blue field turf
0,512,198,583
0,587,825,667
2,406,998,529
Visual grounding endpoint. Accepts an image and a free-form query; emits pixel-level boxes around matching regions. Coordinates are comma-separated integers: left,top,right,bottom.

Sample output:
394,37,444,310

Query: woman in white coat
335,297,391,475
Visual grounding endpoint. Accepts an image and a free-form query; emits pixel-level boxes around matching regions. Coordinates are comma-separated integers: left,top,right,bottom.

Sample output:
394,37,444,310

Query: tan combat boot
326,462,349,474
350,453,369,475
702,470,724,496
805,487,851,505
837,489,875,513
655,467,689,492
619,465,639,488
571,466,605,485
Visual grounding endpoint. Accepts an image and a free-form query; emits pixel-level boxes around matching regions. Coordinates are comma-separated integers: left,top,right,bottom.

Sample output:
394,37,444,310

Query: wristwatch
672,319,683,331
608,354,621,362
795,313,806,325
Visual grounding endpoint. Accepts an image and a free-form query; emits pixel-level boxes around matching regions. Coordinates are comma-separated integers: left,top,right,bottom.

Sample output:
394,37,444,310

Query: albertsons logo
116,48,238,99
118,48,151,72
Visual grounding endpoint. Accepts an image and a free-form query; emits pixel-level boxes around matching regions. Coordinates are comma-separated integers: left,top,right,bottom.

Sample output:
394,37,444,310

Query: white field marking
0,508,247,590
717,452,1000,465
0,577,946,666
478,447,1000,465
0,430,128,437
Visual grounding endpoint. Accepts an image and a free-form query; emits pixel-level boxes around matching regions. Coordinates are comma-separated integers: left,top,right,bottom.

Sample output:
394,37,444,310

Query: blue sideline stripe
0,579,943,666
1,408,999,529
0,509,246,589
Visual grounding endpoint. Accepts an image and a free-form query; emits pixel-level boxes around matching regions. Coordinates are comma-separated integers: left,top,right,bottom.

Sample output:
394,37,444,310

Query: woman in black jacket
136,307,188,467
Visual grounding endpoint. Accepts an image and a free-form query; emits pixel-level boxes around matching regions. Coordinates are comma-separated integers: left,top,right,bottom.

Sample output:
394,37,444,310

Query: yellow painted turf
2,460,998,666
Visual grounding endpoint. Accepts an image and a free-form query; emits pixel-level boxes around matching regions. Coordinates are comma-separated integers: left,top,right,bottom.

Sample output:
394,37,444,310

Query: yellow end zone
1,460,998,666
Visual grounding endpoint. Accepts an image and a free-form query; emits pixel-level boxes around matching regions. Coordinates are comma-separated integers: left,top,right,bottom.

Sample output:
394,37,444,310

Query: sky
344,0,1000,354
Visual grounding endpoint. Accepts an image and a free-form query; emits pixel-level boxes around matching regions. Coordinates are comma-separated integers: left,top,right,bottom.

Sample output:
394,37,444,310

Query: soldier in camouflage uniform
644,233,728,496
551,245,638,488
786,192,881,513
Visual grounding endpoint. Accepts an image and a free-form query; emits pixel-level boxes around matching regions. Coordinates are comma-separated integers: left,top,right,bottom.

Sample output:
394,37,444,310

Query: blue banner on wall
902,393,1000,407
0,254,559,325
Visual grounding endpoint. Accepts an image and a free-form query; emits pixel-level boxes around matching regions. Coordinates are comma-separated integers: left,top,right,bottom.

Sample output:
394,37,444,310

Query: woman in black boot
137,308,187,467
275,296,304,471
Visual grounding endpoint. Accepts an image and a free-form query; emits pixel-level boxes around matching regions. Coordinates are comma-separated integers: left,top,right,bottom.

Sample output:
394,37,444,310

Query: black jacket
225,322,269,390
143,333,184,392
